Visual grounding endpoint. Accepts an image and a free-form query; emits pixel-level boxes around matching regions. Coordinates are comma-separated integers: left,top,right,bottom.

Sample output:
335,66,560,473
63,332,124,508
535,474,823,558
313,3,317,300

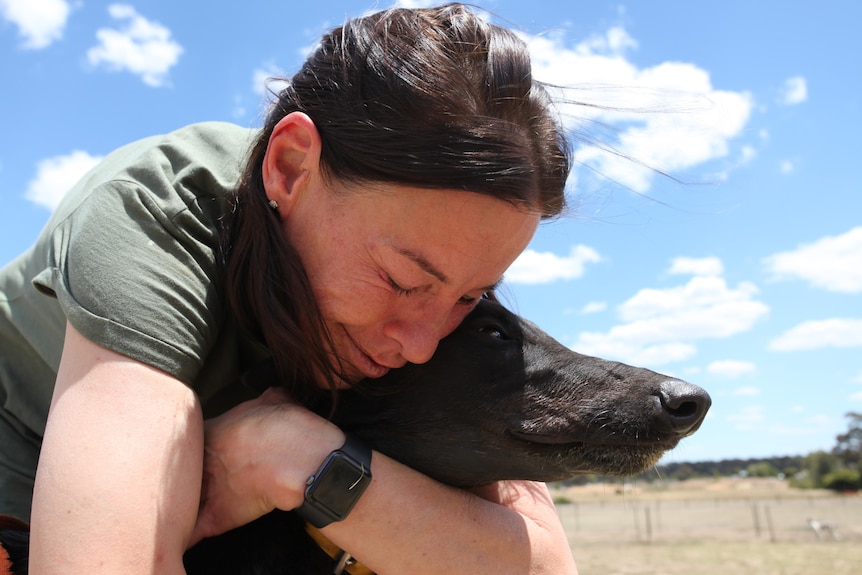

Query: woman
0,4,576,573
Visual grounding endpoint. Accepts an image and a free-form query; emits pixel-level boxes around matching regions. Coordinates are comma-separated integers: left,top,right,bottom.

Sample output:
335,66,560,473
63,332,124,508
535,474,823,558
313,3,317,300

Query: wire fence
558,492,860,544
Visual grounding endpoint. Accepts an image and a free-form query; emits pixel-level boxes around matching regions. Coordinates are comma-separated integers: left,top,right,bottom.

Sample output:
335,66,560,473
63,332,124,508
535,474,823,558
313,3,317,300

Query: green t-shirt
0,121,266,438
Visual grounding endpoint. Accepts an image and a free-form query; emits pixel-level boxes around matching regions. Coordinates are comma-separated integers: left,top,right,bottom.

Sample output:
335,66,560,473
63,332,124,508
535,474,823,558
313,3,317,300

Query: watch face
308,454,369,519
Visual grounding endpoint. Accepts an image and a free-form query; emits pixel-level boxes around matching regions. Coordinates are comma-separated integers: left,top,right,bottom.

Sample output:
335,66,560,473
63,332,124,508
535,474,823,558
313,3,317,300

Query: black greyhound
1,299,711,575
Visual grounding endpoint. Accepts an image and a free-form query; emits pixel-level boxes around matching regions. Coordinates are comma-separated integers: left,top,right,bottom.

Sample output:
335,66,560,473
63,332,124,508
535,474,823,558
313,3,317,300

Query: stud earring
268,199,279,210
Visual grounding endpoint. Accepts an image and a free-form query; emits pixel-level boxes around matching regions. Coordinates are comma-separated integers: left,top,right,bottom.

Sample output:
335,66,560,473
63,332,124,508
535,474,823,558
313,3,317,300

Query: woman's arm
324,458,578,575
192,389,578,575
29,322,205,574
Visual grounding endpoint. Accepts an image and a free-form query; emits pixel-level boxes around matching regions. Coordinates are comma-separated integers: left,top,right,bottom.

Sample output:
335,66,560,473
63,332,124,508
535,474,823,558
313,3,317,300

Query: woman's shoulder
114,121,258,186
45,122,258,225
164,121,259,158
125,121,259,201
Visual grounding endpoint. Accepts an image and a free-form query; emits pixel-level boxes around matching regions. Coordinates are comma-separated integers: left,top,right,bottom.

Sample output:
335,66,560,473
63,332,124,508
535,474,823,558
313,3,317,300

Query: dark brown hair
221,3,571,400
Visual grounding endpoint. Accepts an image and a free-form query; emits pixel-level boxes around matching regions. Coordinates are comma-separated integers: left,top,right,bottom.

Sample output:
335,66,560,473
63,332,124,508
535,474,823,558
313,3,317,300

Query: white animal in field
807,518,840,540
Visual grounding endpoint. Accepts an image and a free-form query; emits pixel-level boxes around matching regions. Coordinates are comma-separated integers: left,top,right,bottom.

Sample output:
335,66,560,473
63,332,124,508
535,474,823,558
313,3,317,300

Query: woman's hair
221,2,572,400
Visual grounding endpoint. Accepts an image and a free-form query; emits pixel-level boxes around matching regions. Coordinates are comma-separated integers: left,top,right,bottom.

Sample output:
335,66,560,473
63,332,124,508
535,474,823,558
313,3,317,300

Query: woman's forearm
195,389,577,574
323,453,578,575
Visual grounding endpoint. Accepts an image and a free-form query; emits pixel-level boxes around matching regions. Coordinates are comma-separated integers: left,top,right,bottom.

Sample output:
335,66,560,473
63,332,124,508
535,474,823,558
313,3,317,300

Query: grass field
553,478,861,575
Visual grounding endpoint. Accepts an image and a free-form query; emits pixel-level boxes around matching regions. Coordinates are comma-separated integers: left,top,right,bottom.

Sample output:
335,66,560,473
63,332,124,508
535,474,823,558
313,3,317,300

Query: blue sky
1,0,860,464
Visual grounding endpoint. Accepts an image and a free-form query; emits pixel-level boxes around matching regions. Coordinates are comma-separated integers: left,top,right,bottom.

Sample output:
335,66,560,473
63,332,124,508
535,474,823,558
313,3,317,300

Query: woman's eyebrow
394,247,502,293
395,247,449,284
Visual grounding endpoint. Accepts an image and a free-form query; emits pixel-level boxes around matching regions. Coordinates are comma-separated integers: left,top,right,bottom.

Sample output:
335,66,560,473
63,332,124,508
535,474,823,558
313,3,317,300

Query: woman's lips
342,329,391,379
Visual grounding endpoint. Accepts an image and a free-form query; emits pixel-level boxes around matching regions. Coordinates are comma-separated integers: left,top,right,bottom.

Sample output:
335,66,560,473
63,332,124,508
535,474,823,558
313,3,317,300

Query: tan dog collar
304,522,375,575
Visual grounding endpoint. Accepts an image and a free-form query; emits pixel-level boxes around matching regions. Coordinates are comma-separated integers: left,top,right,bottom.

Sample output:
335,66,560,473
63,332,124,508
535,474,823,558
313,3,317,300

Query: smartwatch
297,435,373,528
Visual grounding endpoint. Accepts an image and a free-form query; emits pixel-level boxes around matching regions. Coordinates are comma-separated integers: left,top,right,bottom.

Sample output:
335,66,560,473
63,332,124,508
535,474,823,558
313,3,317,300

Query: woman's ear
262,112,323,217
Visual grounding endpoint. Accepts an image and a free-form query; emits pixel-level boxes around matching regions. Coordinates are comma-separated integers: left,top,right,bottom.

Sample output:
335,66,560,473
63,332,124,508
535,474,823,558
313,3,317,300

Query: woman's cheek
442,303,475,337
335,284,396,327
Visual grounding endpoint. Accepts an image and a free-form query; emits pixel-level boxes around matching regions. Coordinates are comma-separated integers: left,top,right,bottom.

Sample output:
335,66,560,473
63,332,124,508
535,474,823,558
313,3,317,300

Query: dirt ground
553,478,861,575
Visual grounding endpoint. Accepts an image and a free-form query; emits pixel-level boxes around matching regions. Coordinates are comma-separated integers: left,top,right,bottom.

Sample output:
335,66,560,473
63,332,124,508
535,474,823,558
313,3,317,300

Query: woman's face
283,180,539,384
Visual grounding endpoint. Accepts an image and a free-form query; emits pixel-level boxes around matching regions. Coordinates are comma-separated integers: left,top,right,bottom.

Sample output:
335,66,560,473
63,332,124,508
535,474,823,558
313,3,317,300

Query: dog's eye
478,325,508,340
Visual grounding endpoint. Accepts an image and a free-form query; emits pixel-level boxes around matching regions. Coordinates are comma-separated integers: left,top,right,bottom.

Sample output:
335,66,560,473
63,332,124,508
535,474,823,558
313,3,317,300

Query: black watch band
297,434,373,528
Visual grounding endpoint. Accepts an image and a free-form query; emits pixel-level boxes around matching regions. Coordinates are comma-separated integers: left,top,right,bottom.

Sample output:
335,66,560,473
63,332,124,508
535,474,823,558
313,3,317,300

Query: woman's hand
190,387,345,546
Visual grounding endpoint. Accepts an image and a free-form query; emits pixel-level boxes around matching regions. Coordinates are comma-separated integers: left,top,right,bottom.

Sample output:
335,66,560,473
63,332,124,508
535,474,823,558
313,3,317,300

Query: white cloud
740,145,757,164
25,151,104,210
780,160,795,174
769,318,862,351
506,245,601,285
573,274,768,366
580,301,607,314
0,0,70,49
252,65,289,97
618,276,766,329
853,371,862,384
523,28,753,193
733,386,761,396
230,94,247,120
576,26,638,54
763,226,862,293
669,256,723,277
780,76,808,105
707,359,757,378
851,391,862,402
87,4,183,87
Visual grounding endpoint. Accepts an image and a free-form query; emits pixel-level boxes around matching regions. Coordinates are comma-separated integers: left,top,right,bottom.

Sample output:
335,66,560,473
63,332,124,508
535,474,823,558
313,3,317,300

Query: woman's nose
385,321,440,365
383,304,460,365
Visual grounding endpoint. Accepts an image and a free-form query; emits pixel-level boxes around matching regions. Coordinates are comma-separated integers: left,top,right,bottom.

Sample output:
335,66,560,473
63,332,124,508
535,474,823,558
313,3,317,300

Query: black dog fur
2,299,711,575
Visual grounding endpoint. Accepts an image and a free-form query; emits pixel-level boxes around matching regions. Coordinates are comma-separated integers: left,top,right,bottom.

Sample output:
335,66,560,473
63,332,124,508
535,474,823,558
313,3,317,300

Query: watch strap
297,434,373,528
337,435,373,472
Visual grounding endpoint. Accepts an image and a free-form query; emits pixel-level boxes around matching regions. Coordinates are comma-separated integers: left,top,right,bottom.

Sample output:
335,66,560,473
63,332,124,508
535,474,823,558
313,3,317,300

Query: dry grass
553,478,861,575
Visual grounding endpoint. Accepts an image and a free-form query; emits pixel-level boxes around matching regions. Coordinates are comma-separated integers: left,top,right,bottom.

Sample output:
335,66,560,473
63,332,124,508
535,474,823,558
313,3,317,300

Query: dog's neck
304,523,374,575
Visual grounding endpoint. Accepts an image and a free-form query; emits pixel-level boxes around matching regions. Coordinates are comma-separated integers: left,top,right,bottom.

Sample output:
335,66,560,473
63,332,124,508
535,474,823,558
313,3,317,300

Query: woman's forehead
360,187,539,284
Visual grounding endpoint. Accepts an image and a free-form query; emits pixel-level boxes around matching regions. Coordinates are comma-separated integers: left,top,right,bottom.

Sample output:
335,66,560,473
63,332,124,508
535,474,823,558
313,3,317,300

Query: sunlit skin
263,112,541,384
289,184,539,383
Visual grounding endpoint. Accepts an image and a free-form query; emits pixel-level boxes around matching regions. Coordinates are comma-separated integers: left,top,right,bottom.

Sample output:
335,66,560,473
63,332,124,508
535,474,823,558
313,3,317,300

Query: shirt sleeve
34,177,225,385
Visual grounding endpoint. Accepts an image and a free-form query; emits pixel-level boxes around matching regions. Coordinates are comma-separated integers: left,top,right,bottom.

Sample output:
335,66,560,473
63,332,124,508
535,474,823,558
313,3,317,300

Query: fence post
751,502,762,537
764,505,776,543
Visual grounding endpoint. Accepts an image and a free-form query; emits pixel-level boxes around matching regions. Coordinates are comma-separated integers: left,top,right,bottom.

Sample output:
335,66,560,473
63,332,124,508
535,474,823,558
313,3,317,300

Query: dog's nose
655,380,712,435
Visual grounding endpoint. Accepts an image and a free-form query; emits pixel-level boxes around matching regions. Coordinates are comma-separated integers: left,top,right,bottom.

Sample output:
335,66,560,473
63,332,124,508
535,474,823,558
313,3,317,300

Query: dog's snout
655,379,712,435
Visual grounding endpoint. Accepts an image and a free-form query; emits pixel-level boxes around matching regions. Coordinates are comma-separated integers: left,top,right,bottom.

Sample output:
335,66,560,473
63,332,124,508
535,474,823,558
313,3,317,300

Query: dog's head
327,298,711,487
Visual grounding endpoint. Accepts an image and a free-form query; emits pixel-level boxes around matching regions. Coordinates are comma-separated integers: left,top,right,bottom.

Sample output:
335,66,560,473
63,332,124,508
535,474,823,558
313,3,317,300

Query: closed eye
387,273,482,307
386,275,416,296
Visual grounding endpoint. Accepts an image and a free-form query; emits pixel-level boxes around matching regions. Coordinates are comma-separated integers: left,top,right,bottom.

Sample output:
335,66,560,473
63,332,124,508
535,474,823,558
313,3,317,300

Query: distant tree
671,463,698,481
790,450,840,489
809,450,840,484
822,468,861,492
747,462,780,478
833,412,862,470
